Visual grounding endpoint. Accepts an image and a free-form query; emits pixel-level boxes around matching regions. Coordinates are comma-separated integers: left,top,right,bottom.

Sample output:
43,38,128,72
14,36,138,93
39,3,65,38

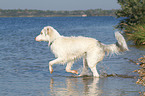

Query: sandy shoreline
134,56,145,95
135,56,145,86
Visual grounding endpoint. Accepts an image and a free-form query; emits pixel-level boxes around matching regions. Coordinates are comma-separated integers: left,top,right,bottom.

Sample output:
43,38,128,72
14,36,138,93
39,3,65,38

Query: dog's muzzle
35,36,40,41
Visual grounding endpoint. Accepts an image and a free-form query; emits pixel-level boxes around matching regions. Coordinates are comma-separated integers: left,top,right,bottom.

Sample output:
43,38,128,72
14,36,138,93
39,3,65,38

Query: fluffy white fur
35,26,129,77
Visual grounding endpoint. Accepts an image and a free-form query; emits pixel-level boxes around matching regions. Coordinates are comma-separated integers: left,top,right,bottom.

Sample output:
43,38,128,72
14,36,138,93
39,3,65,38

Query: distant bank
0,9,117,17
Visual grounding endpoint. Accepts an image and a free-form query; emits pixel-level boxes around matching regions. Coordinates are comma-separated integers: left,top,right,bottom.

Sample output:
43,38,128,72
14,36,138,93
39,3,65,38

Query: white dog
35,26,129,77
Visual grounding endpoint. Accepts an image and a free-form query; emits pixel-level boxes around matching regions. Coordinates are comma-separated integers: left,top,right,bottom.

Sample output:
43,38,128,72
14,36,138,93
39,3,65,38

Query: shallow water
0,17,144,96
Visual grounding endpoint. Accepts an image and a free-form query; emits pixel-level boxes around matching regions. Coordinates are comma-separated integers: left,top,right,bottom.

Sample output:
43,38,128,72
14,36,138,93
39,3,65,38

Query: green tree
116,0,145,31
116,0,145,45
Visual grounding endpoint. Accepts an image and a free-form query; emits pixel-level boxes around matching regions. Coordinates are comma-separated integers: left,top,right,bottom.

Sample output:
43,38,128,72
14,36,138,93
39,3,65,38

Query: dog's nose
35,37,40,41
35,37,37,41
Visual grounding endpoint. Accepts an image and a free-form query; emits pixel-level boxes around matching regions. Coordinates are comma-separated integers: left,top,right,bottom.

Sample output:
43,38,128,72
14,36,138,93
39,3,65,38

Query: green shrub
116,0,145,45
116,0,145,31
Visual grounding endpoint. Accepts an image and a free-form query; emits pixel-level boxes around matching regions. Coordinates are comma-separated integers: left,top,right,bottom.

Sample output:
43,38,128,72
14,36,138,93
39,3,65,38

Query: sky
0,0,120,10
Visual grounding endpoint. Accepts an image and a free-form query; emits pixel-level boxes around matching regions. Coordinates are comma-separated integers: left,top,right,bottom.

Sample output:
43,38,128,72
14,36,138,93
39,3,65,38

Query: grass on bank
124,24,145,45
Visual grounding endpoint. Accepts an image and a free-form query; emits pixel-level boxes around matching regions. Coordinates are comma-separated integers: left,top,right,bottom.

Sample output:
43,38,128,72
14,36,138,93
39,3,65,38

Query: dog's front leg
49,58,63,74
66,61,78,74
49,64,53,74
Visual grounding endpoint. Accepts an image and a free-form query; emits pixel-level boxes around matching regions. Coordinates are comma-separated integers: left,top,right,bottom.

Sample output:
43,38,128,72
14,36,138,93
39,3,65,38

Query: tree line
0,9,116,17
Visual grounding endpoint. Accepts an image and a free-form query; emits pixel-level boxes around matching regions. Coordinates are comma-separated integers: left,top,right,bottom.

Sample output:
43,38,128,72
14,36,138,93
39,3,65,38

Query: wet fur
35,26,129,77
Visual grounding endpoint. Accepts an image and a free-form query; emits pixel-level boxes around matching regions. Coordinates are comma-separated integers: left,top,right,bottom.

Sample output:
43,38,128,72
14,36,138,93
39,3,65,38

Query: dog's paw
49,65,53,74
71,70,78,74
50,69,53,74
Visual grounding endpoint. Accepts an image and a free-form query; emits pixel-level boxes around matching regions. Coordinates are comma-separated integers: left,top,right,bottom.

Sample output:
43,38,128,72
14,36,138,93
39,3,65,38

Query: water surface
0,17,144,96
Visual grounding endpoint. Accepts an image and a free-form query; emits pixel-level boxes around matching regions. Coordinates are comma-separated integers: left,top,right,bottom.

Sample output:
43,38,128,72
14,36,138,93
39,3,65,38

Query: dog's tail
102,31,129,55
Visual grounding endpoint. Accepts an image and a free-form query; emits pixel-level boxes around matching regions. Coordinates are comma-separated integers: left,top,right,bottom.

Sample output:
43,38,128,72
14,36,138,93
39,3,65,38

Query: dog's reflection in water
49,77,102,96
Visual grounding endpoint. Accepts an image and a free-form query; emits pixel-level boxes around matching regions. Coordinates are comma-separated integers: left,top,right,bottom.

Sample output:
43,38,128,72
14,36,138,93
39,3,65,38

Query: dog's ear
46,27,52,35
47,28,50,35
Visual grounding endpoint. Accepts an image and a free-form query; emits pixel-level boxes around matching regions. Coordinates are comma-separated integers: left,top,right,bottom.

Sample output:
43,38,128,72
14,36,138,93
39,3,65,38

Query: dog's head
35,26,60,42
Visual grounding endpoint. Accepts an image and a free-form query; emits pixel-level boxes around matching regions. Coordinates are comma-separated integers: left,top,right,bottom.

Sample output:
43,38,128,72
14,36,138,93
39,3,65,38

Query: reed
125,24,145,45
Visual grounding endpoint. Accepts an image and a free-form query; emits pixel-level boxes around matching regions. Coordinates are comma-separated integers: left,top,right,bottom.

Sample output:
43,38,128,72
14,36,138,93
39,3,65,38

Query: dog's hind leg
66,61,78,74
80,53,89,76
87,50,105,77
89,66,100,77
